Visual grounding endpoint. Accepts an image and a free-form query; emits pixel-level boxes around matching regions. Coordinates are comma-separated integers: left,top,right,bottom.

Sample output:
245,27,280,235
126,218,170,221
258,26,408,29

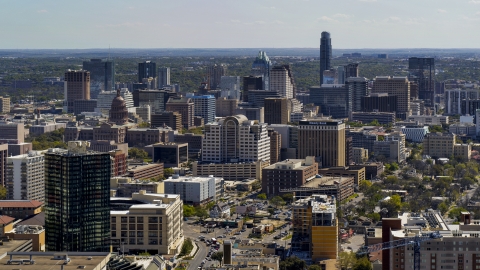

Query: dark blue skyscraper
138,61,157,83
320,31,332,84
83,59,115,99
251,51,272,90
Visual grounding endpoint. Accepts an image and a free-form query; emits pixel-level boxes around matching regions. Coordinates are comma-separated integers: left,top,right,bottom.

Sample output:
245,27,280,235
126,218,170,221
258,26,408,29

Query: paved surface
341,234,365,252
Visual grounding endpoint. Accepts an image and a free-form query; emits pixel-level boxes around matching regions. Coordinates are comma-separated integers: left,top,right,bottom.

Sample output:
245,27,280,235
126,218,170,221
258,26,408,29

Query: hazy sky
1,0,479,49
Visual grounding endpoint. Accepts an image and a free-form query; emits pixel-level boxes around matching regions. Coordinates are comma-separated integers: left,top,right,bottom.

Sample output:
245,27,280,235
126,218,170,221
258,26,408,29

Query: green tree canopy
279,256,306,270
128,147,149,160
211,251,224,264
270,196,286,208
257,193,267,200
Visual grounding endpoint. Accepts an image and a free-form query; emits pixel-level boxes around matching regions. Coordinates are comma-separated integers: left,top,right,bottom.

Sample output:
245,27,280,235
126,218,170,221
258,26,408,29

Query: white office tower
97,88,134,109
202,115,270,163
6,151,45,202
158,67,170,88
219,76,241,100
270,66,294,99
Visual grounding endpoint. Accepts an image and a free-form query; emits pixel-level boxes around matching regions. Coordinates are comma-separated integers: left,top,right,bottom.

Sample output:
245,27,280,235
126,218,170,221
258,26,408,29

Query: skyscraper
206,64,227,90
408,57,435,106
320,32,332,84
45,141,111,252
82,59,115,99
310,85,352,119
346,77,368,112
270,65,295,98
372,76,411,119
138,61,157,83
242,76,263,102
251,51,272,90
264,98,289,124
191,95,216,124
158,67,170,88
344,63,359,80
64,70,90,114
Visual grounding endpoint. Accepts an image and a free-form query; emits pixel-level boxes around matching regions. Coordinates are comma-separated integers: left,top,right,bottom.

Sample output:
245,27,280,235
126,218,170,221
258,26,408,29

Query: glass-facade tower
45,148,111,252
320,32,332,85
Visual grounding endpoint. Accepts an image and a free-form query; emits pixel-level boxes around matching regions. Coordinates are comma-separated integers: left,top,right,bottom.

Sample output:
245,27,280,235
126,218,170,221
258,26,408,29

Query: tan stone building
352,147,368,164
166,97,194,129
423,132,471,159
110,191,184,255
151,111,183,130
0,96,10,113
298,119,346,167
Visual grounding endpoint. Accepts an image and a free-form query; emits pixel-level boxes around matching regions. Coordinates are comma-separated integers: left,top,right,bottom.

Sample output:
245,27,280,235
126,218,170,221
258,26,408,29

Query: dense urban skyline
1,0,480,49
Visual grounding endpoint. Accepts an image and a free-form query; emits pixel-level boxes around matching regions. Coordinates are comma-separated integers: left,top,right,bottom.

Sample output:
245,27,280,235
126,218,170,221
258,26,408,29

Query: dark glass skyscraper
45,143,111,252
138,61,157,83
320,31,332,84
82,59,115,99
408,57,435,106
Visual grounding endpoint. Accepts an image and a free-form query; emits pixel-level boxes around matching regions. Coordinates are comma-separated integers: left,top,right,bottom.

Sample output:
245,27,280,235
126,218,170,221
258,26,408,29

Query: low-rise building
349,162,384,180
163,175,223,205
284,176,354,202
111,177,165,197
152,142,188,168
318,166,365,186
29,122,66,135
193,160,269,181
400,125,430,143
424,132,470,159
110,191,184,255
0,200,43,220
449,122,476,137
125,163,164,180
351,112,396,125
261,157,318,197
352,147,368,164
406,115,448,125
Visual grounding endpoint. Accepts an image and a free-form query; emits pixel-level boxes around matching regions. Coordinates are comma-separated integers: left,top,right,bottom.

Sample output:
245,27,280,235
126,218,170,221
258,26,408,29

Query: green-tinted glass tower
45,142,111,252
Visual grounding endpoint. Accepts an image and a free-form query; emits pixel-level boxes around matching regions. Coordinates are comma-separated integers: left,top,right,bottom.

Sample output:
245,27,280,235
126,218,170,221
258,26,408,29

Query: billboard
235,206,257,215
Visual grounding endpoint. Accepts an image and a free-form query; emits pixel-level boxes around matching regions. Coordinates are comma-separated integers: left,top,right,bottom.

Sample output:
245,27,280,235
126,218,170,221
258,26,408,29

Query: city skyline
1,0,480,49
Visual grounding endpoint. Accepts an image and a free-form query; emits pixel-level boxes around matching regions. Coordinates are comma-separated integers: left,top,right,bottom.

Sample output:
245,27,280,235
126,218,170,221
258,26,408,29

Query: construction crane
357,231,442,270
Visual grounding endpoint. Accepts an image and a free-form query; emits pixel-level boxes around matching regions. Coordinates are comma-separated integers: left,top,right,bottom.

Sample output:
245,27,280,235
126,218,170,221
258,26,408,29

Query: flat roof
0,252,111,270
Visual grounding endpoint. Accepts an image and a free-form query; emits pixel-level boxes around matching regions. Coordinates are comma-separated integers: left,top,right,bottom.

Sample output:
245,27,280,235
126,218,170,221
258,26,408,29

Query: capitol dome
109,89,128,125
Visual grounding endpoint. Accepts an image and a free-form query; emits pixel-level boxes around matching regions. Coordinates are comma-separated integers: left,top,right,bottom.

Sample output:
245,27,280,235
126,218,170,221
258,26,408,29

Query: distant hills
0,48,479,58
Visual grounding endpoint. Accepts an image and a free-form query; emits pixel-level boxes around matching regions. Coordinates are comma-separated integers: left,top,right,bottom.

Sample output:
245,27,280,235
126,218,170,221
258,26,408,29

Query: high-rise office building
371,76,411,119
166,97,195,129
82,59,115,99
336,66,345,84
219,76,241,100
202,115,270,163
408,57,435,106
207,64,227,90
151,111,183,130
216,97,239,117
346,77,368,112
242,76,263,102
158,67,170,88
251,51,272,90
0,144,7,187
138,61,157,83
191,95,216,124
344,63,359,80
298,119,346,167
270,65,295,98
6,151,44,202
133,89,174,114
64,70,90,114
268,130,281,165
361,93,398,113
0,96,10,113
264,98,289,125
320,32,332,85
310,85,352,119
45,141,111,252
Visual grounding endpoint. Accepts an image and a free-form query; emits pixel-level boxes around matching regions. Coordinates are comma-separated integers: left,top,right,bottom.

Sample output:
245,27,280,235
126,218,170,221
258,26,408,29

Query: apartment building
110,191,184,255
423,132,470,159
6,151,45,202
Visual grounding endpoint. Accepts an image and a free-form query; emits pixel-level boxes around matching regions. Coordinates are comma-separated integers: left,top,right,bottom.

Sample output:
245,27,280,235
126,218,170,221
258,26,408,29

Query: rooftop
0,200,43,208
0,252,111,270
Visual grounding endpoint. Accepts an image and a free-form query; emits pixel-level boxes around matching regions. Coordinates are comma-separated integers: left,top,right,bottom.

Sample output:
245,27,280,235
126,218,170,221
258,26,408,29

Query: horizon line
1,47,480,50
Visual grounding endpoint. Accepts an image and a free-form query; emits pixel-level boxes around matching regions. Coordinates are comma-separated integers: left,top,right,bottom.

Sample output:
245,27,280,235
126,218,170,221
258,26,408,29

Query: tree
179,238,193,257
449,207,467,220
137,122,150,128
0,186,6,200
183,205,196,217
279,256,306,270
281,193,294,203
211,251,223,265
128,147,149,160
353,257,373,270
308,265,323,270
164,168,174,178
195,206,209,219
270,196,286,209
337,251,357,270
257,193,267,200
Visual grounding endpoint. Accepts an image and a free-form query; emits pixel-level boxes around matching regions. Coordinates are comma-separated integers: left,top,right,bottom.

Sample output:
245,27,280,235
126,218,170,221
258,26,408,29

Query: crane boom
357,231,442,254
358,231,442,270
